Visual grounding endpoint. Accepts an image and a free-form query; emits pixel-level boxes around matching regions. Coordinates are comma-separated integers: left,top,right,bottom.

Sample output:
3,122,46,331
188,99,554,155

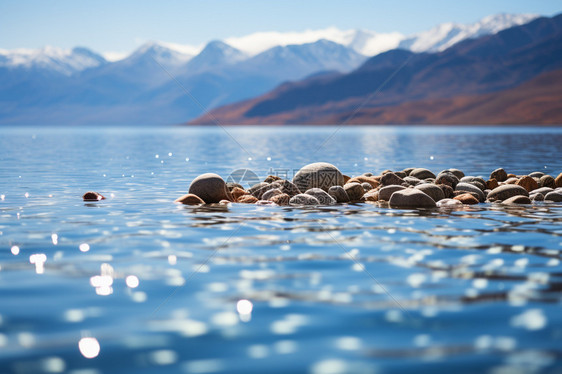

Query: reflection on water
0,126,561,373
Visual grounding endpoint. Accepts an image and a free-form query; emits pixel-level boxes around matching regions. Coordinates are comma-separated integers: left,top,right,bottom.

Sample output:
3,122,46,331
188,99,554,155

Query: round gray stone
289,194,320,206
381,172,405,186
410,168,436,180
344,182,365,202
544,191,562,202
305,188,336,205
415,184,445,202
379,185,406,201
389,188,436,208
328,186,350,203
456,182,485,202
487,184,529,202
490,168,508,182
293,162,344,192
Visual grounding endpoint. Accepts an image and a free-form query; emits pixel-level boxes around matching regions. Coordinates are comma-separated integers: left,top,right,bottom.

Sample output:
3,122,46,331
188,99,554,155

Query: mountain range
192,14,562,125
0,13,544,126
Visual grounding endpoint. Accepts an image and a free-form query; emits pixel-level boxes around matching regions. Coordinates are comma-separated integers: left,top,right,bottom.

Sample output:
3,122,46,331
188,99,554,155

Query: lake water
0,126,562,374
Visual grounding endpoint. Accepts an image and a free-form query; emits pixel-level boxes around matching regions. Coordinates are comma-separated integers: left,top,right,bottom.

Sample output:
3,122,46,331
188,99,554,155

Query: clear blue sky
1,0,560,53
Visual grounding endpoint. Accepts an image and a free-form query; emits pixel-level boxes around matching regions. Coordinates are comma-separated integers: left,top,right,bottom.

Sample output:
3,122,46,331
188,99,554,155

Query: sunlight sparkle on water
51,234,58,245
79,243,90,252
237,299,253,315
78,337,100,359
29,253,46,274
11,245,20,255
126,275,140,288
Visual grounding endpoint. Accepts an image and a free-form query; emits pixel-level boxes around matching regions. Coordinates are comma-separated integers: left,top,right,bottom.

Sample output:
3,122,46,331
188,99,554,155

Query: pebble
453,193,480,205
414,184,445,202
389,188,436,208
82,191,105,201
175,166,562,209
486,178,499,190
378,185,406,201
487,184,529,202
346,176,379,189
455,182,485,202
530,193,544,201
270,193,290,206
293,162,344,192
380,172,405,186
328,186,350,203
540,175,556,188
436,198,463,207
304,188,336,205
435,172,459,189
238,195,259,204
503,195,532,205
188,173,231,203
490,168,508,182
262,188,282,201
344,183,365,202
545,191,562,202
363,189,379,202
516,176,538,192
289,194,320,206
409,168,436,180
174,193,205,205
230,187,247,201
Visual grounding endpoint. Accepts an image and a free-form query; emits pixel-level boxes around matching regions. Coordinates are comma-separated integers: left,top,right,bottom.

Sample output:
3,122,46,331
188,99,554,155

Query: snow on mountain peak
0,45,106,75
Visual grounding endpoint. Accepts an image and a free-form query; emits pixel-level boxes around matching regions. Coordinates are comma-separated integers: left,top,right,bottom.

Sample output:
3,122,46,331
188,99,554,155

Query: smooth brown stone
379,185,406,201
389,188,436,208
237,195,259,204
346,176,379,189
415,184,445,202
380,172,405,186
264,175,281,183
487,184,529,201
188,173,231,203
343,174,351,183
502,195,532,205
540,175,556,188
262,188,282,201
344,182,366,202
174,193,205,205
363,190,379,202
230,187,247,202
490,168,508,182
516,176,538,192
409,168,436,180
555,173,562,188
504,177,518,184
83,191,105,201
270,193,290,206
545,191,562,202
486,178,499,190
453,193,479,205
437,184,455,198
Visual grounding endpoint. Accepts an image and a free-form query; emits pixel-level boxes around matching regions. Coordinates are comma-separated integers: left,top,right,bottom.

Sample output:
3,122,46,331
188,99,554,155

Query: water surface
0,126,561,374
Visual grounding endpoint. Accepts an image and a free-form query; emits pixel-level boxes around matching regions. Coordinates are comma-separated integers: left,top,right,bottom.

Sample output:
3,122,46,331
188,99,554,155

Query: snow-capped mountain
124,42,194,68
0,12,546,126
399,13,539,52
221,13,538,57
185,41,248,74
242,39,366,79
0,46,106,75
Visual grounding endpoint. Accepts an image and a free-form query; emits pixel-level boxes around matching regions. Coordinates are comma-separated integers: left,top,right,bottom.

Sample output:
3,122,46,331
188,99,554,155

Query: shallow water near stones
0,126,562,374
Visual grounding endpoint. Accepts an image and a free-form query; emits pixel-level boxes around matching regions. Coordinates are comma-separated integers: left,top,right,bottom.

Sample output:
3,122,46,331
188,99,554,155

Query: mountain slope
190,14,562,125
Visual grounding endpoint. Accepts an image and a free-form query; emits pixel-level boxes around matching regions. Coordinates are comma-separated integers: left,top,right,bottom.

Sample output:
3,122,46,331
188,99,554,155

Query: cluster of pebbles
172,162,562,208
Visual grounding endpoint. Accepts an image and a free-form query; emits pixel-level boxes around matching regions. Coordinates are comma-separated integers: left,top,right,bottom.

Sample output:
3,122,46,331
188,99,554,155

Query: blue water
0,126,561,374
